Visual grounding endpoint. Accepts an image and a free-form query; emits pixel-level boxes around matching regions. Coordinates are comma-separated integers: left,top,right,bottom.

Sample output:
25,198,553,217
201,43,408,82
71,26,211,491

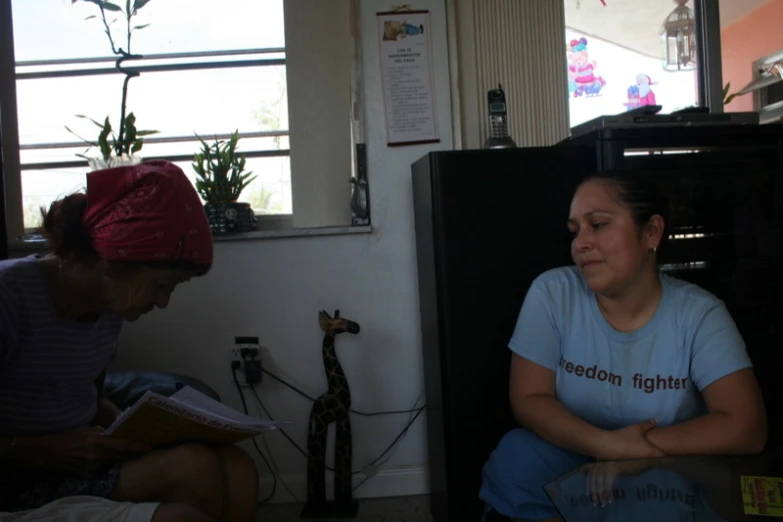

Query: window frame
2,1,294,240
694,0,724,113
1,0,365,248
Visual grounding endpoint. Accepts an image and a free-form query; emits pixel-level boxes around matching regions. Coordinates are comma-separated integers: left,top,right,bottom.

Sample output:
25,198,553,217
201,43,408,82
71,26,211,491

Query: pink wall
721,0,783,112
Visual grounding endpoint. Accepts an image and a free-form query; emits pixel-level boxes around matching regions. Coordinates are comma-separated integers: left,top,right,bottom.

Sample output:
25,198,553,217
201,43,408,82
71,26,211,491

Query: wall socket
230,337,261,387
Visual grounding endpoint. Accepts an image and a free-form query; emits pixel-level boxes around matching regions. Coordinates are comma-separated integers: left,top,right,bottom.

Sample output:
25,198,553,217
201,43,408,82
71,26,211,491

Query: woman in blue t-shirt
480,173,767,522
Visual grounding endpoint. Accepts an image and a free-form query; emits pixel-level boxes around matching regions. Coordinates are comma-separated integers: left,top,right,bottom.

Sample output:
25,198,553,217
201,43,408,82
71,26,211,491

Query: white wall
112,0,454,502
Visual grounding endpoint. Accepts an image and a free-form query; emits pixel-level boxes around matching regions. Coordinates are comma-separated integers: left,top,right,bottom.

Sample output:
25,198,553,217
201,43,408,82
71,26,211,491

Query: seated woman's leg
480,428,591,522
111,443,259,522
214,445,259,522
111,443,225,520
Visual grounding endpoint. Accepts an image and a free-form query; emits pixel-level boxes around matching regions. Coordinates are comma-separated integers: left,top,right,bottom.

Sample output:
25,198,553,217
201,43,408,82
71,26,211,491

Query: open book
105,385,278,447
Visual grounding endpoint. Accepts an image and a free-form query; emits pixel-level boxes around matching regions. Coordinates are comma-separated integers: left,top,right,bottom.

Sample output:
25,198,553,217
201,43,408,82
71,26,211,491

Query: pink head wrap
82,160,213,266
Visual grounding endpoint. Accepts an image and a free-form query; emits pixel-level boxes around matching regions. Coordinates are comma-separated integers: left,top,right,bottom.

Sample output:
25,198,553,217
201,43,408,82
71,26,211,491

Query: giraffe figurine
302,309,361,518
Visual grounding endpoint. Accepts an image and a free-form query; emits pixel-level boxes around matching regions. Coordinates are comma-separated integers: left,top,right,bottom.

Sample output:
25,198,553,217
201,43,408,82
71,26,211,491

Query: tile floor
256,495,434,522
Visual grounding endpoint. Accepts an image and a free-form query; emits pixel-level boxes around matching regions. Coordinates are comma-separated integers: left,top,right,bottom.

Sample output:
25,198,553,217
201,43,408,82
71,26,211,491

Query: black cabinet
412,147,594,522
412,125,783,522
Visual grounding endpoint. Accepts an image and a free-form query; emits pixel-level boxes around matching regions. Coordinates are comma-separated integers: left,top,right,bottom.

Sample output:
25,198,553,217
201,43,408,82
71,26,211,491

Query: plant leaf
85,15,97,20
124,114,138,146
131,139,143,153
75,114,107,128
101,2,123,11
65,125,98,147
133,23,151,30
98,117,113,161
132,0,152,12
136,129,159,136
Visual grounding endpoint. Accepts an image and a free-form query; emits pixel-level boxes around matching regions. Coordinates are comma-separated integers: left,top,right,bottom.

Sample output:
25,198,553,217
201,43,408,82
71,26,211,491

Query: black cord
232,366,276,504
251,393,301,502
249,385,425,481
368,405,424,468
261,367,422,416
238,359,427,490
351,394,423,492
246,386,346,473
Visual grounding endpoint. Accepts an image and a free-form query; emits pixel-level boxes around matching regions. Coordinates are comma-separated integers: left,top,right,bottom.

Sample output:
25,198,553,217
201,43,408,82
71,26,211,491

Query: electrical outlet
229,337,261,387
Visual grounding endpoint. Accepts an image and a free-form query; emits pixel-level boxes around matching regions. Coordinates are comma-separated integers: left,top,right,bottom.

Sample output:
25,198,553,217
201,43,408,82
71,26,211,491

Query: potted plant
70,112,157,170
66,0,158,169
192,131,258,235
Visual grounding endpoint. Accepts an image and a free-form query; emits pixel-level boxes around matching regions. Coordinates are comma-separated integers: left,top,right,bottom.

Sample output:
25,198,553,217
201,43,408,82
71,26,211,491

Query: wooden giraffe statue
302,309,360,518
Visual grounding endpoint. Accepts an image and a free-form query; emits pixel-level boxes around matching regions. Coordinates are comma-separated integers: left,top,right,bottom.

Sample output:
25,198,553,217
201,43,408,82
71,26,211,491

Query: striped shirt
0,255,123,436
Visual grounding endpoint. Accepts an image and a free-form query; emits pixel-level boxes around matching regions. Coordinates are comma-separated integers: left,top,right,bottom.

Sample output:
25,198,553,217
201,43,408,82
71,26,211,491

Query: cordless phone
484,84,517,148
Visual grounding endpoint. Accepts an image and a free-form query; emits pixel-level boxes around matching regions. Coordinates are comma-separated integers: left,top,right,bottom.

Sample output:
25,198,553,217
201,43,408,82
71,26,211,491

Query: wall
721,0,783,112
111,0,454,503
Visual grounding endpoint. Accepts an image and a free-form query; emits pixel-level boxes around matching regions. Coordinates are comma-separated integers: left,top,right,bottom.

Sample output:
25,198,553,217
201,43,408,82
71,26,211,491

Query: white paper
170,386,275,427
377,11,439,146
105,386,277,436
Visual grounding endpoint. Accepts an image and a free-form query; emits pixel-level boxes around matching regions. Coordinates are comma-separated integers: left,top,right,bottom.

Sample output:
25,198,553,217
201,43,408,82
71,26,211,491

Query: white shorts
0,496,159,522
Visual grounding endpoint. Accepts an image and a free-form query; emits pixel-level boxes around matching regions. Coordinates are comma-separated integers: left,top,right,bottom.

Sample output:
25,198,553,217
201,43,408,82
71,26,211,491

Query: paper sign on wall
376,10,439,147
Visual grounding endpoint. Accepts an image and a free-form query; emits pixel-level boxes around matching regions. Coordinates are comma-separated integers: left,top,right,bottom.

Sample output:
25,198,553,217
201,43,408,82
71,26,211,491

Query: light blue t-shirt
509,266,752,430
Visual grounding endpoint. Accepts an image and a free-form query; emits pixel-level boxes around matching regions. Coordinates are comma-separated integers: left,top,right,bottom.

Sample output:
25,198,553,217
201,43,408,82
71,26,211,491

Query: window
1,0,359,241
564,0,700,128
720,0,783,123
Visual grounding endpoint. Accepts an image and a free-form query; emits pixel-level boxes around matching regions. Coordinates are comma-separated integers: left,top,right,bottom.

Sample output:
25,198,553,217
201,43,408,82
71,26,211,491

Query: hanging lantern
661,0,696,71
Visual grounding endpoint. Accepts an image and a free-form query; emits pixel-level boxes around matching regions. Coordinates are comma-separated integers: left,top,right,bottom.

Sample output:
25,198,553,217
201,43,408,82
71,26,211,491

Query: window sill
213,224,372,242
8,224,373,255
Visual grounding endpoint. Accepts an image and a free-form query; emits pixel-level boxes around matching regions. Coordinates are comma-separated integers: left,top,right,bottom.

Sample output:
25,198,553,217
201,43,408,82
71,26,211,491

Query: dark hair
40,193,94,259
41,194,210,276
579,172,671,251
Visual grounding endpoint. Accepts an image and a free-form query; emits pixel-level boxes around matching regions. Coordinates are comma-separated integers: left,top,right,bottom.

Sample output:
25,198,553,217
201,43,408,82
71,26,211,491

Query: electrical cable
235,356,427,492
351,393,424,492
246,386,347,473
261,367,423,416
248,385,425,486
251,390,302,502
232,366,276,504
367,405,424,468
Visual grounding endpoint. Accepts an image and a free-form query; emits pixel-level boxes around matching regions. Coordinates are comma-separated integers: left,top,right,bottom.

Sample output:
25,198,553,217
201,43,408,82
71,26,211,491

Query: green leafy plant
66,0,158,162
68,112,157,163
192,131,257,203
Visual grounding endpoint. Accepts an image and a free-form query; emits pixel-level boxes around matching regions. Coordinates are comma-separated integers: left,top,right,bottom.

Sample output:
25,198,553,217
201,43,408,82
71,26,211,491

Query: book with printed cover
741,476,783,517
104,385,278,447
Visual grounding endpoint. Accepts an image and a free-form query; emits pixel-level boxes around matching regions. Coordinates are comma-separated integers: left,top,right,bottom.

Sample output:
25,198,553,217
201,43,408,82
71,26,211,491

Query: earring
652,245,658,253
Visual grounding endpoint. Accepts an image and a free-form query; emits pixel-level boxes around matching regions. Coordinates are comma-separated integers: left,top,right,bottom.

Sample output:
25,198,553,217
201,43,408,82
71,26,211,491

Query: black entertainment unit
412,124,783,522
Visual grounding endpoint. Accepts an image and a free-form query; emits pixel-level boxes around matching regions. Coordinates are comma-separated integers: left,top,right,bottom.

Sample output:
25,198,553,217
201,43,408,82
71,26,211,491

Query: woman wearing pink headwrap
0,161,258,522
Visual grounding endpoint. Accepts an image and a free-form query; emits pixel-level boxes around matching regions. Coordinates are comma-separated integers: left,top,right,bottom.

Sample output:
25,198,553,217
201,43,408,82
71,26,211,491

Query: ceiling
564,0,773,58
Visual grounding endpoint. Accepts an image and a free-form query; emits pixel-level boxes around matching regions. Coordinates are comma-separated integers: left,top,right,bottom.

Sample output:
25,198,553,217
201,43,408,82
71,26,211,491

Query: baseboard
259,465,429,503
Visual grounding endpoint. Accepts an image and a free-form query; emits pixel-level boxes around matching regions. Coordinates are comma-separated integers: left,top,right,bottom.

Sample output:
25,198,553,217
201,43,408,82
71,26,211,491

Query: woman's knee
216,445,259,487
160,443,224,493
493,428,543,457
